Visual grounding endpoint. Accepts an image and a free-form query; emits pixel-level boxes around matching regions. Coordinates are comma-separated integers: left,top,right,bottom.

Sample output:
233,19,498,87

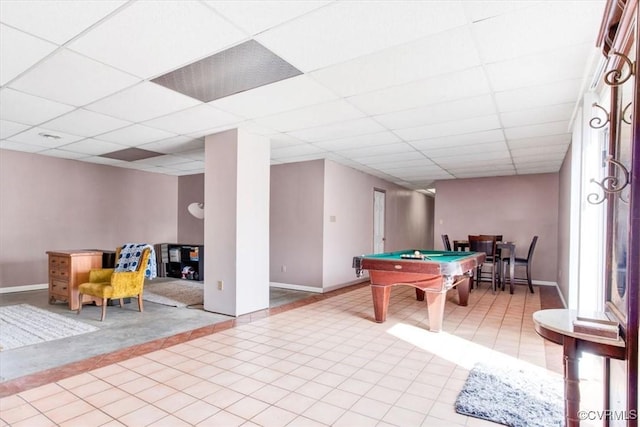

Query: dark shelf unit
156,243,204,281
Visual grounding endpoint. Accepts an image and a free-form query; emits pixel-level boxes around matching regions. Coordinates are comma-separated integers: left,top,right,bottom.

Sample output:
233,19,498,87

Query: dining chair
468,235,498,292
441,234,452,251
502,236,538,293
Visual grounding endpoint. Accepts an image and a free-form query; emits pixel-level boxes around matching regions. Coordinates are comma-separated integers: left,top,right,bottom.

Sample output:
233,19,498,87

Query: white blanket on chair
114,243,157,279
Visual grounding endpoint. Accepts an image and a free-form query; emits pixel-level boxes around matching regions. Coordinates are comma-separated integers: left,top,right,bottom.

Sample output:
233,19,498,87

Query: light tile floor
0,284,582,426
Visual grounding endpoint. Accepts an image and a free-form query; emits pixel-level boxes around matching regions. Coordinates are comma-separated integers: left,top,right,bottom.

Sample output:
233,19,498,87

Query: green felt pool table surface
362,250,473,262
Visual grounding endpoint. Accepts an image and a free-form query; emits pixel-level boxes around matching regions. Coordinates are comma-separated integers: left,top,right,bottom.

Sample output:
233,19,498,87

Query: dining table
452,239,517,294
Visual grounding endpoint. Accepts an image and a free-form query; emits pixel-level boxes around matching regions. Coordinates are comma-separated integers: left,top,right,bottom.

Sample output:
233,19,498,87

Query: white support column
203,129,270,316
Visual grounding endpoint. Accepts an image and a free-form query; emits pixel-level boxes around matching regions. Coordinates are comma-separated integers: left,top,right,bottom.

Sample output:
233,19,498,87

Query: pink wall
433,173,559,283
0,149,178,287
178,173,204,245
557,147,573,302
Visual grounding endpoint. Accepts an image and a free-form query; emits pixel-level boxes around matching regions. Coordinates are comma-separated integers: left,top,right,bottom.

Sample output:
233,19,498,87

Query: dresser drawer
49,256,70,278
50,279,69,296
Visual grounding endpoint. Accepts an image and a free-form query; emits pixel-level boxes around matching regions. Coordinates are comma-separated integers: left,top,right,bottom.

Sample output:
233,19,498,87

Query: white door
373,190,385,253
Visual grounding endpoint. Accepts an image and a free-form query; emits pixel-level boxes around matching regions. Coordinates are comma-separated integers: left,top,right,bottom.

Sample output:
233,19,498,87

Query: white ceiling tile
511,147,569,162
254,99,364,132
0,119,31,139
487,43,596,92
435,151,512,166
167,160,205,171
396,115,501,142
500,103,575,128
352,151,426,165
471,1,604,63
375,95,496,130
205,0,331,35
463,1,534,23
173,147,205,161
288,117,386,143
256,0,467,72
311,26,481,97
134,154,192,167
61,138,128,155
6,126,84,147
453,168,516,178
274,153,328,163
81,155,128,166
410,129,505,151
271,143,326,159
0,0,126,44
504,120,569,140
37,149,90,160
85,82,201,123
43,109,131,137
139,136,204,154
515,162,563,174
9,49,140,106
423,141,508,158
0,140,46,153
495,79,583,113
143,105,242,135
333,142,417,159
95,124,177,146
209,75,338,119
314,131,400,151
0,24,57,85
0,88,75,126
374,158,438,170
507,134,571,149
349,67,491,116
68,1,247,78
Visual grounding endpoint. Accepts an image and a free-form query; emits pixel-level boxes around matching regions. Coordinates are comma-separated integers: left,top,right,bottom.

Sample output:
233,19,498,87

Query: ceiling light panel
471,1,603,63
208,74,334,119
42,109,131,137
500,103,574,128
0,88,75,126
95,124,177,146
253,98,364,132
374,95,495,131
0,24,57,86
256,1,467,72
0,0,126,45
311,26,481,98
205,0,331,36
395,114,501,142
8,49,139,106
68,1,247,79
288,117,387,143
0,119,30,139
495,79,582,112
6,127,83,148
312,131,400,151
349,67,491,116
143,105,242,135
85,82,201,123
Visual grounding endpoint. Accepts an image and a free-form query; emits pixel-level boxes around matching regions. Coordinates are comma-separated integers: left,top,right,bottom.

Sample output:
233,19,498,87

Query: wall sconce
187,202,204,219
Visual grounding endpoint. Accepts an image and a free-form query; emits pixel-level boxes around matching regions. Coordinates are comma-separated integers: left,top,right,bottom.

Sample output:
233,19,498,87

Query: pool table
352,249,486,332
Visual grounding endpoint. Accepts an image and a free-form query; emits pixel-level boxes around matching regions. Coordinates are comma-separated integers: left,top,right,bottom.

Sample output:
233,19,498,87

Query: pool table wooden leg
415,288,425,301
371,285,391,323
425,291,446,332
457,275,470,306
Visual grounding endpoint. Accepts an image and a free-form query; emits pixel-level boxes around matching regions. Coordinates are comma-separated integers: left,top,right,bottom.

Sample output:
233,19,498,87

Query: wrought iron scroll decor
622,101,633,124
604,52,635,86
589,102,610,129
587,155,631,205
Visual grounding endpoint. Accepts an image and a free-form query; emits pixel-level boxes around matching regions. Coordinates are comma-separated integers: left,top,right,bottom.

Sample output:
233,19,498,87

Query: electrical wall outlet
217,280,223,290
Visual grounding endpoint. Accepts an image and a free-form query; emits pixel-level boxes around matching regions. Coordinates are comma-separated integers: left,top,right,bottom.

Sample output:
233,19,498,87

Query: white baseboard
270,282,323,293
0,283,48,294
532,280,557,287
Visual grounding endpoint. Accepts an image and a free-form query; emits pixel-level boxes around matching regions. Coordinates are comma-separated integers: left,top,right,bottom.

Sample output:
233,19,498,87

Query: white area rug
143,280,203,308
0,304,98,351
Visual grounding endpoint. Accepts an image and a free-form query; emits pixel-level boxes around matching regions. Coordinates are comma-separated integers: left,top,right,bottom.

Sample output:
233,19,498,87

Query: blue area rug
455,362,564,427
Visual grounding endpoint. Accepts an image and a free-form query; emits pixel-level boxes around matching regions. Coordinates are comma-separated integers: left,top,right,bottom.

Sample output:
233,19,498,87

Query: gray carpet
143,280,203,307
455,362,564,427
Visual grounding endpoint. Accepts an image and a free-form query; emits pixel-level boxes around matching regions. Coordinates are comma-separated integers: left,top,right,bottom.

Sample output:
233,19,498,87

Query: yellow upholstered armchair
78,246,152,321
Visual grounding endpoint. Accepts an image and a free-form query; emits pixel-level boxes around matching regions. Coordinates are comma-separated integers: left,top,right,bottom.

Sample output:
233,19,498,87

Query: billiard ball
414,250,421,256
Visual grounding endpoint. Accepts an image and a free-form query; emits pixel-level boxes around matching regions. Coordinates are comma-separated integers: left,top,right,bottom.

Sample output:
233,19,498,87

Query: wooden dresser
47,250,103,310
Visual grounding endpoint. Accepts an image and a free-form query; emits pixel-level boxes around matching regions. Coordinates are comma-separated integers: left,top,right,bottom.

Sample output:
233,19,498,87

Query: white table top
533,309,625,348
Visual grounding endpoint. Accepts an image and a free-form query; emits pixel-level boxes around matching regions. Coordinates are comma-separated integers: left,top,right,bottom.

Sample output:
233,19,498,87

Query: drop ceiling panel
288,117,387,143
395,114,501,142
86,82,201,123
61,138,128,155
38,148,90,160
0,89,75,126
0,140,46,153
271,143,326,159
254,99,365,132
495,79,583,112
143,105,242,135
349,67,491,116
0,0,126,45
332,142,416,159
312,131,401,151
508,134,571,149
500,103,575,128
6,126,84,148
96,124,177,146
0,119,30,139
256,0,467,72
352,151,426,165
209,75,336,119
9,49,140,106
504,120,569,140
410,129,506,151
373,158,438,170
0,24,57,86
310,26,481,97
374,95,496,131
43,109,131,137
139,136,204,154
205,0,331,36
68,1,247,79
423,141,507,158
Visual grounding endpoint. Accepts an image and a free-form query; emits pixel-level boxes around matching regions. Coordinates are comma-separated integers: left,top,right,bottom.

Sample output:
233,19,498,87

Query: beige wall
0,149,178,288
433,173,559,283
177,174,204,245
